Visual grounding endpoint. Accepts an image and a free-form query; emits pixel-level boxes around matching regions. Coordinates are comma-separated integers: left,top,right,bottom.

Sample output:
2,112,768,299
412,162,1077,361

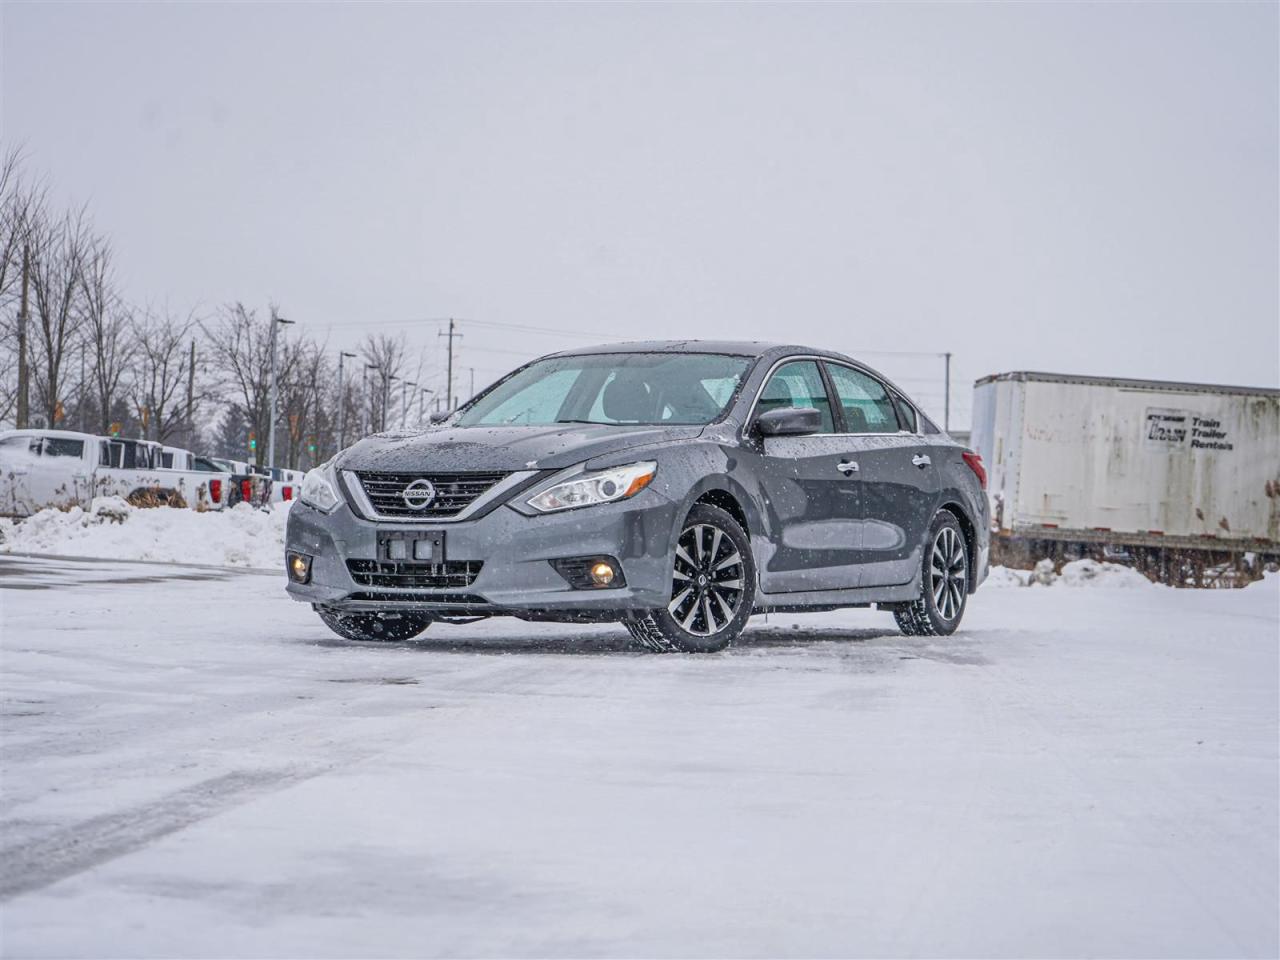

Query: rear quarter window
892,394,917,433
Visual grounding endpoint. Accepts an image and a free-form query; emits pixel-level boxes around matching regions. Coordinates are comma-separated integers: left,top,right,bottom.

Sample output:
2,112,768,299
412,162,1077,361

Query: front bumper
284,486,681,617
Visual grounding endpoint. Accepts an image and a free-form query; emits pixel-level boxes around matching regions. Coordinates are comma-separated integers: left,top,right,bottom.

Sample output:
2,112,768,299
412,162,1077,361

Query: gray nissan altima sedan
285,341,989,652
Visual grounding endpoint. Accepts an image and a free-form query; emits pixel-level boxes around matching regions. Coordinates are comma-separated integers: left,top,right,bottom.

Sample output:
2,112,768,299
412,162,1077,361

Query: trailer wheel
895,512,969,637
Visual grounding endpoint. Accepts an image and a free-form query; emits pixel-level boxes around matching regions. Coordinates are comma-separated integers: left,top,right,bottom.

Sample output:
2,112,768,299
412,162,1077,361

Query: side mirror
428,410,451,425
755,407,822,437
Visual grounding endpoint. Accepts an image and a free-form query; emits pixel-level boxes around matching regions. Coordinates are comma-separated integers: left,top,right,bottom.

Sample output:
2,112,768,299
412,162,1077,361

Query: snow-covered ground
1,554,1275,958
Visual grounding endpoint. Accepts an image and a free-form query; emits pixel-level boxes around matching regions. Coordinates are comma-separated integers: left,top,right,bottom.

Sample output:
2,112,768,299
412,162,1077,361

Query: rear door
824,363,940,588
744,359,864,593
26,435,94,510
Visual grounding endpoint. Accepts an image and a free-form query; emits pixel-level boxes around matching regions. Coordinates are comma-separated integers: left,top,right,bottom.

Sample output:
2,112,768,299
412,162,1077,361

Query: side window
891,393,917,433
100,442,113,466
757,360,834,433
826,365,900,434
42,437,86,458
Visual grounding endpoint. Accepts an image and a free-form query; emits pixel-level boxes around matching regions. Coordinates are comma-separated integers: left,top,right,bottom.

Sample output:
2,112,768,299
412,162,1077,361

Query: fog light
287,551,312,584
549,556,627,590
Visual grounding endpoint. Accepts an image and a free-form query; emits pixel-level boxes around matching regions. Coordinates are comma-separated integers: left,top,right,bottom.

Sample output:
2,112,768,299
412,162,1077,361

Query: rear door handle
912,454,931,468
837,460,859,476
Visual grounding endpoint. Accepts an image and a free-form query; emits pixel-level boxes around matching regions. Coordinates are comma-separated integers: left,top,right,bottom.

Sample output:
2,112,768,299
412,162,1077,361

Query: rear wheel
316,608,433,642
895,512,969,636
625,503,755,653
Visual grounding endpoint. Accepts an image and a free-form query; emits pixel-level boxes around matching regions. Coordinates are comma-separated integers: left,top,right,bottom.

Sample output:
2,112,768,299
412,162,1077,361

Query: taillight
962,450,987,490
241,478,252,503
209,479,222,503
281,485,293,501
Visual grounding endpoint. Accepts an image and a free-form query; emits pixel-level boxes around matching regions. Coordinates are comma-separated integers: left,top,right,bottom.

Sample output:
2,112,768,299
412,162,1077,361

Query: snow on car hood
335,423,706,473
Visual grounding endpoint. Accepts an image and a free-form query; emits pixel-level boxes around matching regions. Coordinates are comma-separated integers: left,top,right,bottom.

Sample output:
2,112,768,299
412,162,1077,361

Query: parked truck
0,429,231,517
970,372,1280,585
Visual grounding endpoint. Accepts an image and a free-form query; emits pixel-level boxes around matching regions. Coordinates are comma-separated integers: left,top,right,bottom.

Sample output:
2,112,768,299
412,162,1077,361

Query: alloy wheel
668,522,745,636
930,525,967,621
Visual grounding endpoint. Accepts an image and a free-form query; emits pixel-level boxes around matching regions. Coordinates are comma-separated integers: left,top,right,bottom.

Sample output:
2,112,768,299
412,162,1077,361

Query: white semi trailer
970,372,1280,584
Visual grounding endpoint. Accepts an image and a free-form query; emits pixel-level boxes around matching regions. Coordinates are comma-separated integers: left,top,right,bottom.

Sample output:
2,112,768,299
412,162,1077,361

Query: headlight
299,464,341,513
526,461,657,513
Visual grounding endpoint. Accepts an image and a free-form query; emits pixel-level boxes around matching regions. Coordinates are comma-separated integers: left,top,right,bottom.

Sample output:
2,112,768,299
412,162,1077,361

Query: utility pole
185,339,196,439
438,318,462,411
16,244,30,430
401,380,416,429
943,351,952,433
419,387,432,423
468,367,475,402
337,351,357,449
267,311,294,469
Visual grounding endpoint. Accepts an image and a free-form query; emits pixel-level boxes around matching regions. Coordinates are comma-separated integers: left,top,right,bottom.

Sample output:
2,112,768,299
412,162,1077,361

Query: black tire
895,511,970,637
625,503,756,653
317,608,433,642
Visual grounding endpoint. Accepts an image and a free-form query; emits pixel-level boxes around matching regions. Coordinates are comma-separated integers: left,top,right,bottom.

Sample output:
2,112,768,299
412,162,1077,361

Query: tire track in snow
0,767,317,901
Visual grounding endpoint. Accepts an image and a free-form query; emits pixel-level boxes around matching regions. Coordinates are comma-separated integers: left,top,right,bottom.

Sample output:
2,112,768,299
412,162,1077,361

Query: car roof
0,428,100,441
547,339,859,361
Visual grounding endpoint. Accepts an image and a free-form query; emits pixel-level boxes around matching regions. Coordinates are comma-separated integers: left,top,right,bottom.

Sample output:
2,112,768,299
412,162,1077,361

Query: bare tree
360,333,407,433
130,308,194,442
0,145,45,309
0,146,47,424
201,303,297,466
280,339,333,469
79,235,136,433
27,207,91,427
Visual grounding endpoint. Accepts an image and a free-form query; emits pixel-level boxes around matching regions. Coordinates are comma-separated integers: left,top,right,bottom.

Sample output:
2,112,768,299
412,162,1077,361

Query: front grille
347,559,482,590
353,471,509,519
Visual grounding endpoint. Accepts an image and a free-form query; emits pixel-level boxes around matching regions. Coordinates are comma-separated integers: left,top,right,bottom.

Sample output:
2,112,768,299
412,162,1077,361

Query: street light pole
401,381,417,429
337,351,357,450
267,312,295,469
419,387,433,424
943,351,952,433
385,375,398,432
363,364,376,434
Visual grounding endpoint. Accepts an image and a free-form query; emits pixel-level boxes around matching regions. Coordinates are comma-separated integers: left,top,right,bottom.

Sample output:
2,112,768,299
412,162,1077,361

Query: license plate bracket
377,530,445,564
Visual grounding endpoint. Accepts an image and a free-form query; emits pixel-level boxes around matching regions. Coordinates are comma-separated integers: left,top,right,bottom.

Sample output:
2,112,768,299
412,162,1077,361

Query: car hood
336,423,705,473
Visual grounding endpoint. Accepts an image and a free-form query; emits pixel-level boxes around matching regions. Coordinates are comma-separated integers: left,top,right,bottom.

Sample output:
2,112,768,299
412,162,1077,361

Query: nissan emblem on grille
401,478,436,510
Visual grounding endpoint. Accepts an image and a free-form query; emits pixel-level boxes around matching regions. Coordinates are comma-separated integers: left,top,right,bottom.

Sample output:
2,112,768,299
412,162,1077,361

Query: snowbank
0,497,289,570
987,558,1156,589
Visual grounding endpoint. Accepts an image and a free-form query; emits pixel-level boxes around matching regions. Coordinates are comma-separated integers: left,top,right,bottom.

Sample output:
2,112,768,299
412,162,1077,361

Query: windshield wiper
553,418,612,425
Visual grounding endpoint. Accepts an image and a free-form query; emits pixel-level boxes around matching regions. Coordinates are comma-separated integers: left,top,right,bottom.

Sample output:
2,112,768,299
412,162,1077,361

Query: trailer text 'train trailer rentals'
970,372,1280,584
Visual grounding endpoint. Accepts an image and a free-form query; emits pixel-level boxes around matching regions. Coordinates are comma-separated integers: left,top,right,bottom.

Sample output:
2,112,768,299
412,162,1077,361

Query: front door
747,359,864,593
824,363,940,587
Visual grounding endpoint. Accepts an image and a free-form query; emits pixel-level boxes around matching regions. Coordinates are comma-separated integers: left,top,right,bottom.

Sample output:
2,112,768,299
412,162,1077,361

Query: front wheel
316,608,433,642
894,512,969,637
625,503,756,653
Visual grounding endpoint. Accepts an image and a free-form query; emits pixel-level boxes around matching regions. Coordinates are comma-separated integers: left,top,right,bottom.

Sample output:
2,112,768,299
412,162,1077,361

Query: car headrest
602,378,652,422
843,405,868,432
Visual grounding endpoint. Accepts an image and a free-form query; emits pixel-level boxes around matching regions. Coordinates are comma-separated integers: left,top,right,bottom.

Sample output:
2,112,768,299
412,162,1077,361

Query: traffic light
248,431,257,451
307,439,317,455
109,422,122,437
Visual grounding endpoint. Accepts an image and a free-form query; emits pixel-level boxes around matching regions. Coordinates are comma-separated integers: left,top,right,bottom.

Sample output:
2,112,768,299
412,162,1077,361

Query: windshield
456,352,753,427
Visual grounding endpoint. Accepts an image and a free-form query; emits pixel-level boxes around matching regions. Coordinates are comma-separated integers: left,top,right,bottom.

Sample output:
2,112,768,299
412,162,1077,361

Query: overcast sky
3,1,1276,427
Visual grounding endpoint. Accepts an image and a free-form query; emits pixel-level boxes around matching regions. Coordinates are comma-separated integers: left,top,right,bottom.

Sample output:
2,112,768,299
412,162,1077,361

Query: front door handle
912,454,931,468
837,460,859,476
